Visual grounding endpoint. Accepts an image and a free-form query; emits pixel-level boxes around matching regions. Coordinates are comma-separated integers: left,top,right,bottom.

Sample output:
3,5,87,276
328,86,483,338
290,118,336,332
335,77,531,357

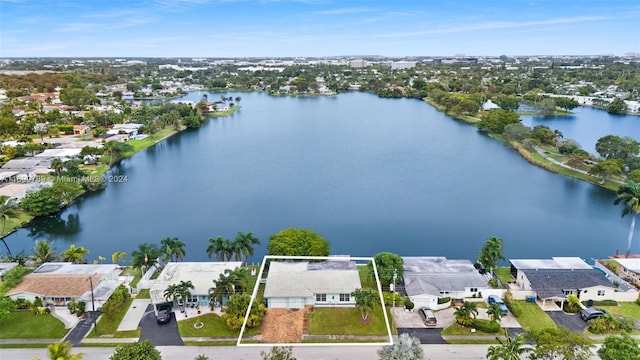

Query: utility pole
392,269,397,308
87,274,97,336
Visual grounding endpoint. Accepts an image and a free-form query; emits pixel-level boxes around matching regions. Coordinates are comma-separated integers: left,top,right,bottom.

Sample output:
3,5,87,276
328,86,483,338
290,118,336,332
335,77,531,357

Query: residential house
6,262,120,311
264,260,362,309
509,257,621,309
482,99,500,110
0,262,18,281
149,261,242,315
402,257,489,310
609,258,640,288
107,123,143,138
73,125,91,135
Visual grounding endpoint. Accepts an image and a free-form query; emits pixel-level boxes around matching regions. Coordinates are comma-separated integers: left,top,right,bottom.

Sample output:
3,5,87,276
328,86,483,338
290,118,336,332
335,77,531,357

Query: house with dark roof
264,260,362,309
510,257,618,309
402,257,489,310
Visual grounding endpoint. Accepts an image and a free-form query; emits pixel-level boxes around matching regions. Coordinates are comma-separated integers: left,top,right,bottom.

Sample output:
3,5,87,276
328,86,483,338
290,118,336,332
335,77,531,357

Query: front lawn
309,306,390,336
441,323,496,336
178,313,259,337
0,311,68,339
597,302,640,321
513,301,556,333
88,297,138,338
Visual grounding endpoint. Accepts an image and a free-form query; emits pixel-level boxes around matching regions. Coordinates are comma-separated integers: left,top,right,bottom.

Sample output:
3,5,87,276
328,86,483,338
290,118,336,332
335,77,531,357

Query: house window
470,288,478,293
563,290,571,295
316,294,326,302
339,294,350,302
597,290,605,296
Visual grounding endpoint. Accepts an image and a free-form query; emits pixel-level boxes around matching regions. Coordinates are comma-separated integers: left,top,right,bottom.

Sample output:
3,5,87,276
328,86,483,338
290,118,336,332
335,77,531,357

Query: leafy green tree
614,181,640,258
477,109,521,133
598,333,640,360
495,95,520,112
477,236,505,275
110,340,161,360
367,252,403,287
130,242,162,274
607,97,627,114
532,125,556,145
223,293,265,330
378,333,424,360
267,228,330,257
628,169,640,183
0,296,16,322
486,331,530,360
261,346,296,360
537,98,557,116
0,195,18,255
529,326,592,360
588,159,623,183
21,182,84,216
206,236,233,261
596,135,640,163
502,123,532,142
61,244,89,264
43,341,83,360
32,240,58,265
103,140,134,166
60,87,98,109
454,301,478,326
160,237,186,263
554,97,580,111
351,288,377,321
487,303,503,323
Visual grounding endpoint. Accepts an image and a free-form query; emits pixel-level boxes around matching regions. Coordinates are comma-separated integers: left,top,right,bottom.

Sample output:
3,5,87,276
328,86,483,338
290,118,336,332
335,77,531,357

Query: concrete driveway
139,304,183,346
545,311,588,333
392,306,522,330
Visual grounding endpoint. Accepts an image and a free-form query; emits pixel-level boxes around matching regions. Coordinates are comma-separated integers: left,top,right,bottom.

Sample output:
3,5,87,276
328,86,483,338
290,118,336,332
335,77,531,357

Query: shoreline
0,106,240,243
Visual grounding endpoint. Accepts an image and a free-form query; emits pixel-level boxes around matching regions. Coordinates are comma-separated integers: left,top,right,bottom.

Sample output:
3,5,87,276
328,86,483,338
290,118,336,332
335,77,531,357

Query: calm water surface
6,92,638,263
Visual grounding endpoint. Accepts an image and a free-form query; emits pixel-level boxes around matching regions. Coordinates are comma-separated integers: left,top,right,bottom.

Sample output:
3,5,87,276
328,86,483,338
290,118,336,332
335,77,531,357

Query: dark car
580,307,605,321
487,295,509,315
156,309,171,324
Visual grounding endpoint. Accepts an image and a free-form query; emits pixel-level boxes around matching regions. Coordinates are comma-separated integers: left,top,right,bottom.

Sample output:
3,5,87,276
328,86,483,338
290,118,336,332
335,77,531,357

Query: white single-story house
0,262,19,280
510,257,621,308
608,258,640,288
264,260,362,309
482,99,501,110
149,261,242,314
107,123,143,137
402,257,489,310
6,262,120,311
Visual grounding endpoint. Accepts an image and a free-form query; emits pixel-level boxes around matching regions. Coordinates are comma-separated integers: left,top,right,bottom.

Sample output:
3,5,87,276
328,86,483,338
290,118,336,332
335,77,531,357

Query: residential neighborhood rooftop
610,258,640,272
402,257,487,297
520,268,613,299
264,261,361,298
509,257,593,270
7,273,105,298
33,262,117,275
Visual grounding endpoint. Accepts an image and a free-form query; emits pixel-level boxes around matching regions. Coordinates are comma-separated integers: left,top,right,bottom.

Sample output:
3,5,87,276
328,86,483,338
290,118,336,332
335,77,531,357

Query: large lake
6,92,640,264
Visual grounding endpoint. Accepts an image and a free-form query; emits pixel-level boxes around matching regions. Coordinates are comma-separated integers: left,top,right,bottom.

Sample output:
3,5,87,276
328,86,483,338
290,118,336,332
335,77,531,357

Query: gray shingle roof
402,257,488,297
522,269,614,299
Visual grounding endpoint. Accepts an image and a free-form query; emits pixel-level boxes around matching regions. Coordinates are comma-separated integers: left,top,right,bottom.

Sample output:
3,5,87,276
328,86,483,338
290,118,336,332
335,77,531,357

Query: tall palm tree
614,181,640,258
206,236,232,261
130,242,161,274
454,301,479,326
46,341,84,360
50,157,64,174
487,302,503,323
0,195,19,256
176,280,194,312
60,244,89,264
32,240,58,265
486,331,531,360
163,283,179,307
111,251,127,265
233,231,261,265
160,237,186,263
210,270,240,306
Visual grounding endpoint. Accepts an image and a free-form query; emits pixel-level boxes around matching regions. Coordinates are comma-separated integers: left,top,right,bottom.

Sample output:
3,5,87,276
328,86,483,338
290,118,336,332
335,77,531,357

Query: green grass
88,298,137,338
126,128,176,153
513,301,556,333
598,302,640,321
308,305,390,336
3,210,34,236
0,343,52,348
183,340,238,346
177,313,259,337
446,339,500,344
0,311,68,339
493,267,513,285
209,106,240,117
441,323,496,336
358,265,377,289
302,338,387,343
136,289,150,299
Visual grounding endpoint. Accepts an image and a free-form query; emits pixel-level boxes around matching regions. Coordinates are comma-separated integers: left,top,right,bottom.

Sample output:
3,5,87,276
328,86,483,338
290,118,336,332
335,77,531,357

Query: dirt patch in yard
260,306,312,343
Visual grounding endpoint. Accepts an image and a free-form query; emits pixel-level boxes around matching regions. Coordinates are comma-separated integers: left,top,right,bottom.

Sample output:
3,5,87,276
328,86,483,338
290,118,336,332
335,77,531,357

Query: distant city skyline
0,0,638,58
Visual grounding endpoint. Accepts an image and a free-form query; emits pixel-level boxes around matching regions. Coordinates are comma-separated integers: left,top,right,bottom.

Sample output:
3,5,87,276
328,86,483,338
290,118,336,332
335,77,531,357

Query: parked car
580,307,605,321
156,306,172,324
487,295,509,315
418,307,437,326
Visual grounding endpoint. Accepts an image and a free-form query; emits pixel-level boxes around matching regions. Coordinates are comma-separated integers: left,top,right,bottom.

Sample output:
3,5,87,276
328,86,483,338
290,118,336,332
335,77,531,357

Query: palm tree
130,242,161,274
50,157,64,174
233,231,261,265
486,330,531,360
111,251,127,265
454,301,479,326
163,283,179,308
614,181,640,258
0,195,18,256
160,237,186,263
589,159,623,184
176,280,194,312
60,244,89,264
32,240,58,265
206,236,232,261
210,270,239,306
487,302,503,323
45,341,84,360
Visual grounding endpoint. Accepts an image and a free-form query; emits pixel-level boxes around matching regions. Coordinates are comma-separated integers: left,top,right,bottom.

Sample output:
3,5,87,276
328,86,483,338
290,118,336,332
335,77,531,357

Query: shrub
636,298,640,306
472,319,501,333
404,298,414,310
382,292,405,306
503,292,522,317
14,298,32,310
588,315,635,334
438,297,451,305
582,300,618,307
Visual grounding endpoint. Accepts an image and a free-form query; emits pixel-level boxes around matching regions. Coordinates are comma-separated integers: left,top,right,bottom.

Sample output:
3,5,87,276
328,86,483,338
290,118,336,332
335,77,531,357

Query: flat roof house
264,260,362,309
6,262,120,311
402,257,489,310
510,257,617,309
149,262,242,314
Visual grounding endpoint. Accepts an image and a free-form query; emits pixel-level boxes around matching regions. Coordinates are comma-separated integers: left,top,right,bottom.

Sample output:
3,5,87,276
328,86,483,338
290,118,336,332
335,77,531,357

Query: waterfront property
402,256,489,310
609,258,640,288
6,262,120,311
0,262,18,280
149,261,242,314
508,257,637,309
263,260,362,309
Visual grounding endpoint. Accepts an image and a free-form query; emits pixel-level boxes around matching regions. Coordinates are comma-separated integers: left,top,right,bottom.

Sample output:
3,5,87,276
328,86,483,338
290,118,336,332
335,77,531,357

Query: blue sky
1,0,638,57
